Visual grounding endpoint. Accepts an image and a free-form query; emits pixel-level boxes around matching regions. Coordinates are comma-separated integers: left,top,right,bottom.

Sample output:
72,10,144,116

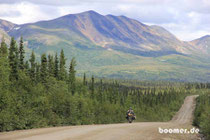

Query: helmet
129,107,132,110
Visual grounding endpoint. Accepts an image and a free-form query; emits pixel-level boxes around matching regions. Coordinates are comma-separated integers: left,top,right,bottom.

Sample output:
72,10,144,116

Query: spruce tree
19,37,25,70
8,37,19,81
29,51,36,80
48,54,54,77
59,49,66,81
83,73,87,86
40,54,48,84
90,75,95,98
54,52,59,79
68,57,76,94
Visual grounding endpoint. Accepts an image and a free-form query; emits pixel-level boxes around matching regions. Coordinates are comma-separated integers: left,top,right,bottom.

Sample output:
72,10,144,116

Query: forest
193,91,210,139
0,37,209,139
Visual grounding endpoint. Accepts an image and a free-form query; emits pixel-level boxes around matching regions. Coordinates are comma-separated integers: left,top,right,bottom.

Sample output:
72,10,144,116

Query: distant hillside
0,10,210,82
190,35,210,55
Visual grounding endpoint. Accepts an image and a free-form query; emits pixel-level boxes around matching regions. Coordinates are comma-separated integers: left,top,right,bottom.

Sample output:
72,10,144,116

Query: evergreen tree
90,75,95,98
54,52,59,79
8,37,19,80
48,54,54,77
29,51,36,80
40,54,48,84
19,37,25,70
59,49,66,81
68,57,76,94
83,73,87,86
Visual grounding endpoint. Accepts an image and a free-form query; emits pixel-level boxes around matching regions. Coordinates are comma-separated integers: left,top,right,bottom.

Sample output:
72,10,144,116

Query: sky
0,0,210,41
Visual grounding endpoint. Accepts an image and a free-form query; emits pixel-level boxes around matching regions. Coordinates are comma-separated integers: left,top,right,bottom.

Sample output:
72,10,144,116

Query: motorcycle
127,113,135,123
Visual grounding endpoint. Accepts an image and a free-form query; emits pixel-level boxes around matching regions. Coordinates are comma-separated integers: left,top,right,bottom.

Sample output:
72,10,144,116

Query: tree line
0,37,194,132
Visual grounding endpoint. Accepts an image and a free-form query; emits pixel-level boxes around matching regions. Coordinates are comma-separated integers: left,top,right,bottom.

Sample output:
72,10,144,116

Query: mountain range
1,10,210,82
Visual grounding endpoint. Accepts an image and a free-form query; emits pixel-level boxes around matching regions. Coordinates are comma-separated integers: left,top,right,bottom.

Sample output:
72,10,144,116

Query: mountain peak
192,35,210,41
78,10,102,16
84,10,98,14
202,35,210,38
60,10,102,19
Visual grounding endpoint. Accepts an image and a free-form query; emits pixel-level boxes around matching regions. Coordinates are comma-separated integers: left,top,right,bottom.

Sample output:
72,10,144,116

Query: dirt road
0,95,200,140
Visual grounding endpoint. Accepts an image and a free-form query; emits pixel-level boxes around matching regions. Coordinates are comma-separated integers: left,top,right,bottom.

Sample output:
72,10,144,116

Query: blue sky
0,0,210,41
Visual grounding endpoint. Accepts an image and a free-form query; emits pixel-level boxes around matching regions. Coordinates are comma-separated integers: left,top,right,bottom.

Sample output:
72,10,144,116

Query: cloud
0,8,21,18
0,2,59,24
0,0,210,41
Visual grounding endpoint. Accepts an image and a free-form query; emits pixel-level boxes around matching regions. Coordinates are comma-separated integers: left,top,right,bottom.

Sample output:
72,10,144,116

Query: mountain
0,19,14,43
0,10,210,82
8,10,193,56
190,35,210,55
0,19,16,32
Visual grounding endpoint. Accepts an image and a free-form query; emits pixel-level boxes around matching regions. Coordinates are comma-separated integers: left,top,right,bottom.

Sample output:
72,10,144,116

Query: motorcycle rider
126,107,136,120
